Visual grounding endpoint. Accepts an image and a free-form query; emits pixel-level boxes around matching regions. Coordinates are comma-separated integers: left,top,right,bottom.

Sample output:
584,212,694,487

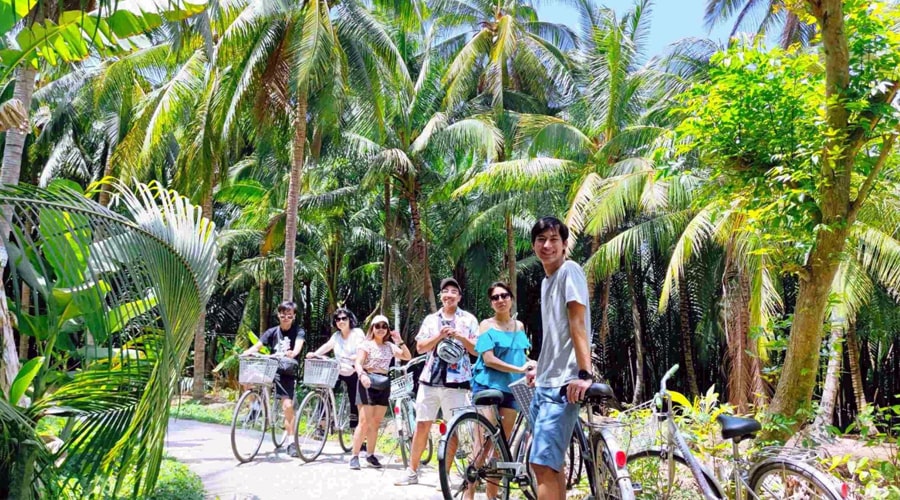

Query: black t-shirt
259,325,305,353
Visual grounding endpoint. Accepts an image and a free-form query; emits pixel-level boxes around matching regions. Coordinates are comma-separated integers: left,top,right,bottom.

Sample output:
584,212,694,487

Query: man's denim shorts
528,385,578,472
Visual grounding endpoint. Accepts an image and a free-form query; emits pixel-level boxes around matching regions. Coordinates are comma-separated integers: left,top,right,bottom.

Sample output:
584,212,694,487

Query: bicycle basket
509,378,535,427
391,372,414,398
598,398,658,452
303,358,340,388
239,357,279,386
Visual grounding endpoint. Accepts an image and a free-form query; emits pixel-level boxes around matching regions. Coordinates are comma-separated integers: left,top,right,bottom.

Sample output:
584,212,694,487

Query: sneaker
366,455,383,469
287,443,299,458
314,428,326,440
394,468,418,486
349,456,361,470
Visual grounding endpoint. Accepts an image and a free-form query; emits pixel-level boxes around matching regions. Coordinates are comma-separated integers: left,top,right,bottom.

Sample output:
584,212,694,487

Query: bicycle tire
517,428,582,496
231,389,267,463
568,429,585,489
627,448,723,500
439,412,511,500
590,431,634,500
748,457,844,500
398,399,410,468
271,389,288,449
511,429,537,500
422,433,434,465
294,390,329,462
335,385,353,453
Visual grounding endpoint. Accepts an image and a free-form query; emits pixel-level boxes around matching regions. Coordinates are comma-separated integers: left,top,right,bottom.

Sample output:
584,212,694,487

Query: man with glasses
395,277,479,487
243,301,306,456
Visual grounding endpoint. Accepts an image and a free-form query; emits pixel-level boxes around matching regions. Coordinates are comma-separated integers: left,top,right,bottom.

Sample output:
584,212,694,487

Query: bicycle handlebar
389,354,427,374
659,364,679,395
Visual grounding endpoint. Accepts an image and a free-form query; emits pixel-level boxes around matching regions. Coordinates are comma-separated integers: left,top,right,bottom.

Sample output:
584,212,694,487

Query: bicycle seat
583,383,616,402
716,414,761,441
473,389,505,407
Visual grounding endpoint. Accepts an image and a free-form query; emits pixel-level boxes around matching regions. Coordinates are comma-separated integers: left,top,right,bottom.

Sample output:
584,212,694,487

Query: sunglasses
335,316,349,322
490,292,512,302
373,323,389,330
277,312,295,317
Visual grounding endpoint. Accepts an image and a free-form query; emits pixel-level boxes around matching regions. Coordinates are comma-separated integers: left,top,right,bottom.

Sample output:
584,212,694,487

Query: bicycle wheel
511,430,537,500
568,429,585,489
294,390,329,462
335,386,353,453
749,458,844,499
270,389,288,449
590,432,634,500
627,448,721,500
518,429,582,496
231,389,267,463
439,412,511,500
422,433,434,465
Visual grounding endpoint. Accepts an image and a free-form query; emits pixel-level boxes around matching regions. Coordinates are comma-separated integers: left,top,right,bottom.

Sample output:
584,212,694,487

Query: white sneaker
394,468,418,486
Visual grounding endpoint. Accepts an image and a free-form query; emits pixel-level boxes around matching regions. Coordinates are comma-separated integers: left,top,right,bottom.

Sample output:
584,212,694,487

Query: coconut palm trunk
408,178,436,312
505,212,516,306
380,179,393,313
812,308,846,431
679,278,700,397
192,186,216,400
626,265,647,404
283,90,309,303
0,64,38,395
846,318,867,412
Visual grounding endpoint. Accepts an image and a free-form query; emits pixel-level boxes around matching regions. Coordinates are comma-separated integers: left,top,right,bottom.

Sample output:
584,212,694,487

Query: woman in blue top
473,281,536,431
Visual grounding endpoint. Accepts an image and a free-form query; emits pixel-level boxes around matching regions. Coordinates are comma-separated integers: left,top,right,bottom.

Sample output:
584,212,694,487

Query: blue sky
537,0,734,57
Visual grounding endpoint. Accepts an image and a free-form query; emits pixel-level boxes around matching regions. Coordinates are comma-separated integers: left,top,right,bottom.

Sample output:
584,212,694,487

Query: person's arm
452,325,477,355
356,347,371,388
482,349,530,374
242,341,263,356
390,330,412,361
416,317,447,352
289,332,305,359
307,338,335,358
566,301,592,401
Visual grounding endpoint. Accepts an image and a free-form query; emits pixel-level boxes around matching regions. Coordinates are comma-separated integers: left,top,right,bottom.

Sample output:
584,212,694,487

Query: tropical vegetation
1,0,899,496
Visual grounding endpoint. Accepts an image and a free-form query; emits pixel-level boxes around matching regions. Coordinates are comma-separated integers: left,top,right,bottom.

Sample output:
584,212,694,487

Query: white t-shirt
332,328,365,376
536,260,591,388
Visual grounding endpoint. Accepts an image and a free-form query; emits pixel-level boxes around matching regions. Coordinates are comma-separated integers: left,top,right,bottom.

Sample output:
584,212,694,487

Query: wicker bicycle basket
239,357,279,386
391,372,414,398
303,358,340,388
509,378,536,427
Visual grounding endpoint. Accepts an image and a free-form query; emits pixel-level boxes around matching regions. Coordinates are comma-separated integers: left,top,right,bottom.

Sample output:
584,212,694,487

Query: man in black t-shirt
243,301,305,456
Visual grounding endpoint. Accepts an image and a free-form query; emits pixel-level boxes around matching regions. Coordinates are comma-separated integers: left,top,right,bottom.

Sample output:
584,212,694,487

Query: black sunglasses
335,316,349,322
373,323,389,330
490,292,512,302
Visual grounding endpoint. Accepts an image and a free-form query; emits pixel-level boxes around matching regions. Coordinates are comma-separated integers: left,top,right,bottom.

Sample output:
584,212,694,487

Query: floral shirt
415,308,479,386
359,340,400,374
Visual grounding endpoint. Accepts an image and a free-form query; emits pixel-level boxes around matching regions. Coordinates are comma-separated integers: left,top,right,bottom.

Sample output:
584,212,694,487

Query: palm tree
1,181,217,498
704,0,815,47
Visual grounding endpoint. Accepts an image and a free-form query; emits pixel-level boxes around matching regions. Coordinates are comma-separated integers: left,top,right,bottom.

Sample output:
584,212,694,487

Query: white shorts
415,384,470,422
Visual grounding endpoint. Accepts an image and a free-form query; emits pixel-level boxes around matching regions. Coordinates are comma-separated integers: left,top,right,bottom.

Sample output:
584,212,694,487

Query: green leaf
107,293,158,334
9,356,44,405
0,0,37,35
668,390,692,409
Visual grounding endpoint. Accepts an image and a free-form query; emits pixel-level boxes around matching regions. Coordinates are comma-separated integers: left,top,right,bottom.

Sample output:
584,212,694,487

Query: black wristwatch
577,369,593,381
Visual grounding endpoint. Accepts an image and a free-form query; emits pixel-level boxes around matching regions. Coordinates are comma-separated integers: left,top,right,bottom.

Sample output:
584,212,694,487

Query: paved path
165,418,450,500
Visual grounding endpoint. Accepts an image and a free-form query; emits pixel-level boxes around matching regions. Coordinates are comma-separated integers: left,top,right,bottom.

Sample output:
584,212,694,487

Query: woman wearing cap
349,314,411,469
307,307,365,434
466,282,536,499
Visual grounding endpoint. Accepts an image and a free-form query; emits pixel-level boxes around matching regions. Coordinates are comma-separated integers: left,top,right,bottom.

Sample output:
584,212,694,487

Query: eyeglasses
373,323,389,330
335,316,349,322
277,312,295,317
490,292,512,302
441,288,460,296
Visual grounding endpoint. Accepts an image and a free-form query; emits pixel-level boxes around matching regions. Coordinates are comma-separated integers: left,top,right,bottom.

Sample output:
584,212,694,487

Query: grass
169,400,234,426
100,456,205,500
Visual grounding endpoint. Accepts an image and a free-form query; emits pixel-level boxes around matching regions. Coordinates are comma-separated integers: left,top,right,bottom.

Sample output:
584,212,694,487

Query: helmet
436,339,465,365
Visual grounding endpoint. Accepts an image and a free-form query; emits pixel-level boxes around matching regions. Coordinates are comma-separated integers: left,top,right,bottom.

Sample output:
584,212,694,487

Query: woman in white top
307,307,365,432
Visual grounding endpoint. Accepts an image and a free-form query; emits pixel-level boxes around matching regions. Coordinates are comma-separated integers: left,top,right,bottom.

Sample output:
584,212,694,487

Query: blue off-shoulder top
472,327,531,394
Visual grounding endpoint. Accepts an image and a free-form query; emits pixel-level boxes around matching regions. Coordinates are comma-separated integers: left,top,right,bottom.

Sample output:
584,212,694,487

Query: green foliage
169,401,234,427
101,457,205,500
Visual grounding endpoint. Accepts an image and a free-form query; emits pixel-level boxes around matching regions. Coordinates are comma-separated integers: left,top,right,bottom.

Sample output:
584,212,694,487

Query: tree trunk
812,309,845,431
505,212,516,311
380,179,393,314
304,280,313,335
0,64,38,396
259,281,269,332
408,179,436,312
597,278,611,370
626,266,646,405
724,262,751,413
678,278,700,398
846,317,866,412
283,90,308,302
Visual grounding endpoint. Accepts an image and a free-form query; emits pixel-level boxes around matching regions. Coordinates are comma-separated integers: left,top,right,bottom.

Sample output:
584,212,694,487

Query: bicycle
231,354,292,463
293,356,353,462
439,377,634,500
625,364,850,500
383,354,435,468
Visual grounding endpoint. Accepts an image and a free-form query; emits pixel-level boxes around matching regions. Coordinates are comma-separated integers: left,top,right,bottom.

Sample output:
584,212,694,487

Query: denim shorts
471,381,518,411
528,385,578,472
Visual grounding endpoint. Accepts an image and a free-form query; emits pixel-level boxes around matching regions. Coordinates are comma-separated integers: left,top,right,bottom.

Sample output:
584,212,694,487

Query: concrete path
165,418,451,500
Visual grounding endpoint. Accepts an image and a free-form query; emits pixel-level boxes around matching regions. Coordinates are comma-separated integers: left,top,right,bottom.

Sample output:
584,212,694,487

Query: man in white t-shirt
525,216,593,500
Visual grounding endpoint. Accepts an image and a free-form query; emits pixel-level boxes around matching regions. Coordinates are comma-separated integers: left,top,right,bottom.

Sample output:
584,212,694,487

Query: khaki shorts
415,384,470,422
